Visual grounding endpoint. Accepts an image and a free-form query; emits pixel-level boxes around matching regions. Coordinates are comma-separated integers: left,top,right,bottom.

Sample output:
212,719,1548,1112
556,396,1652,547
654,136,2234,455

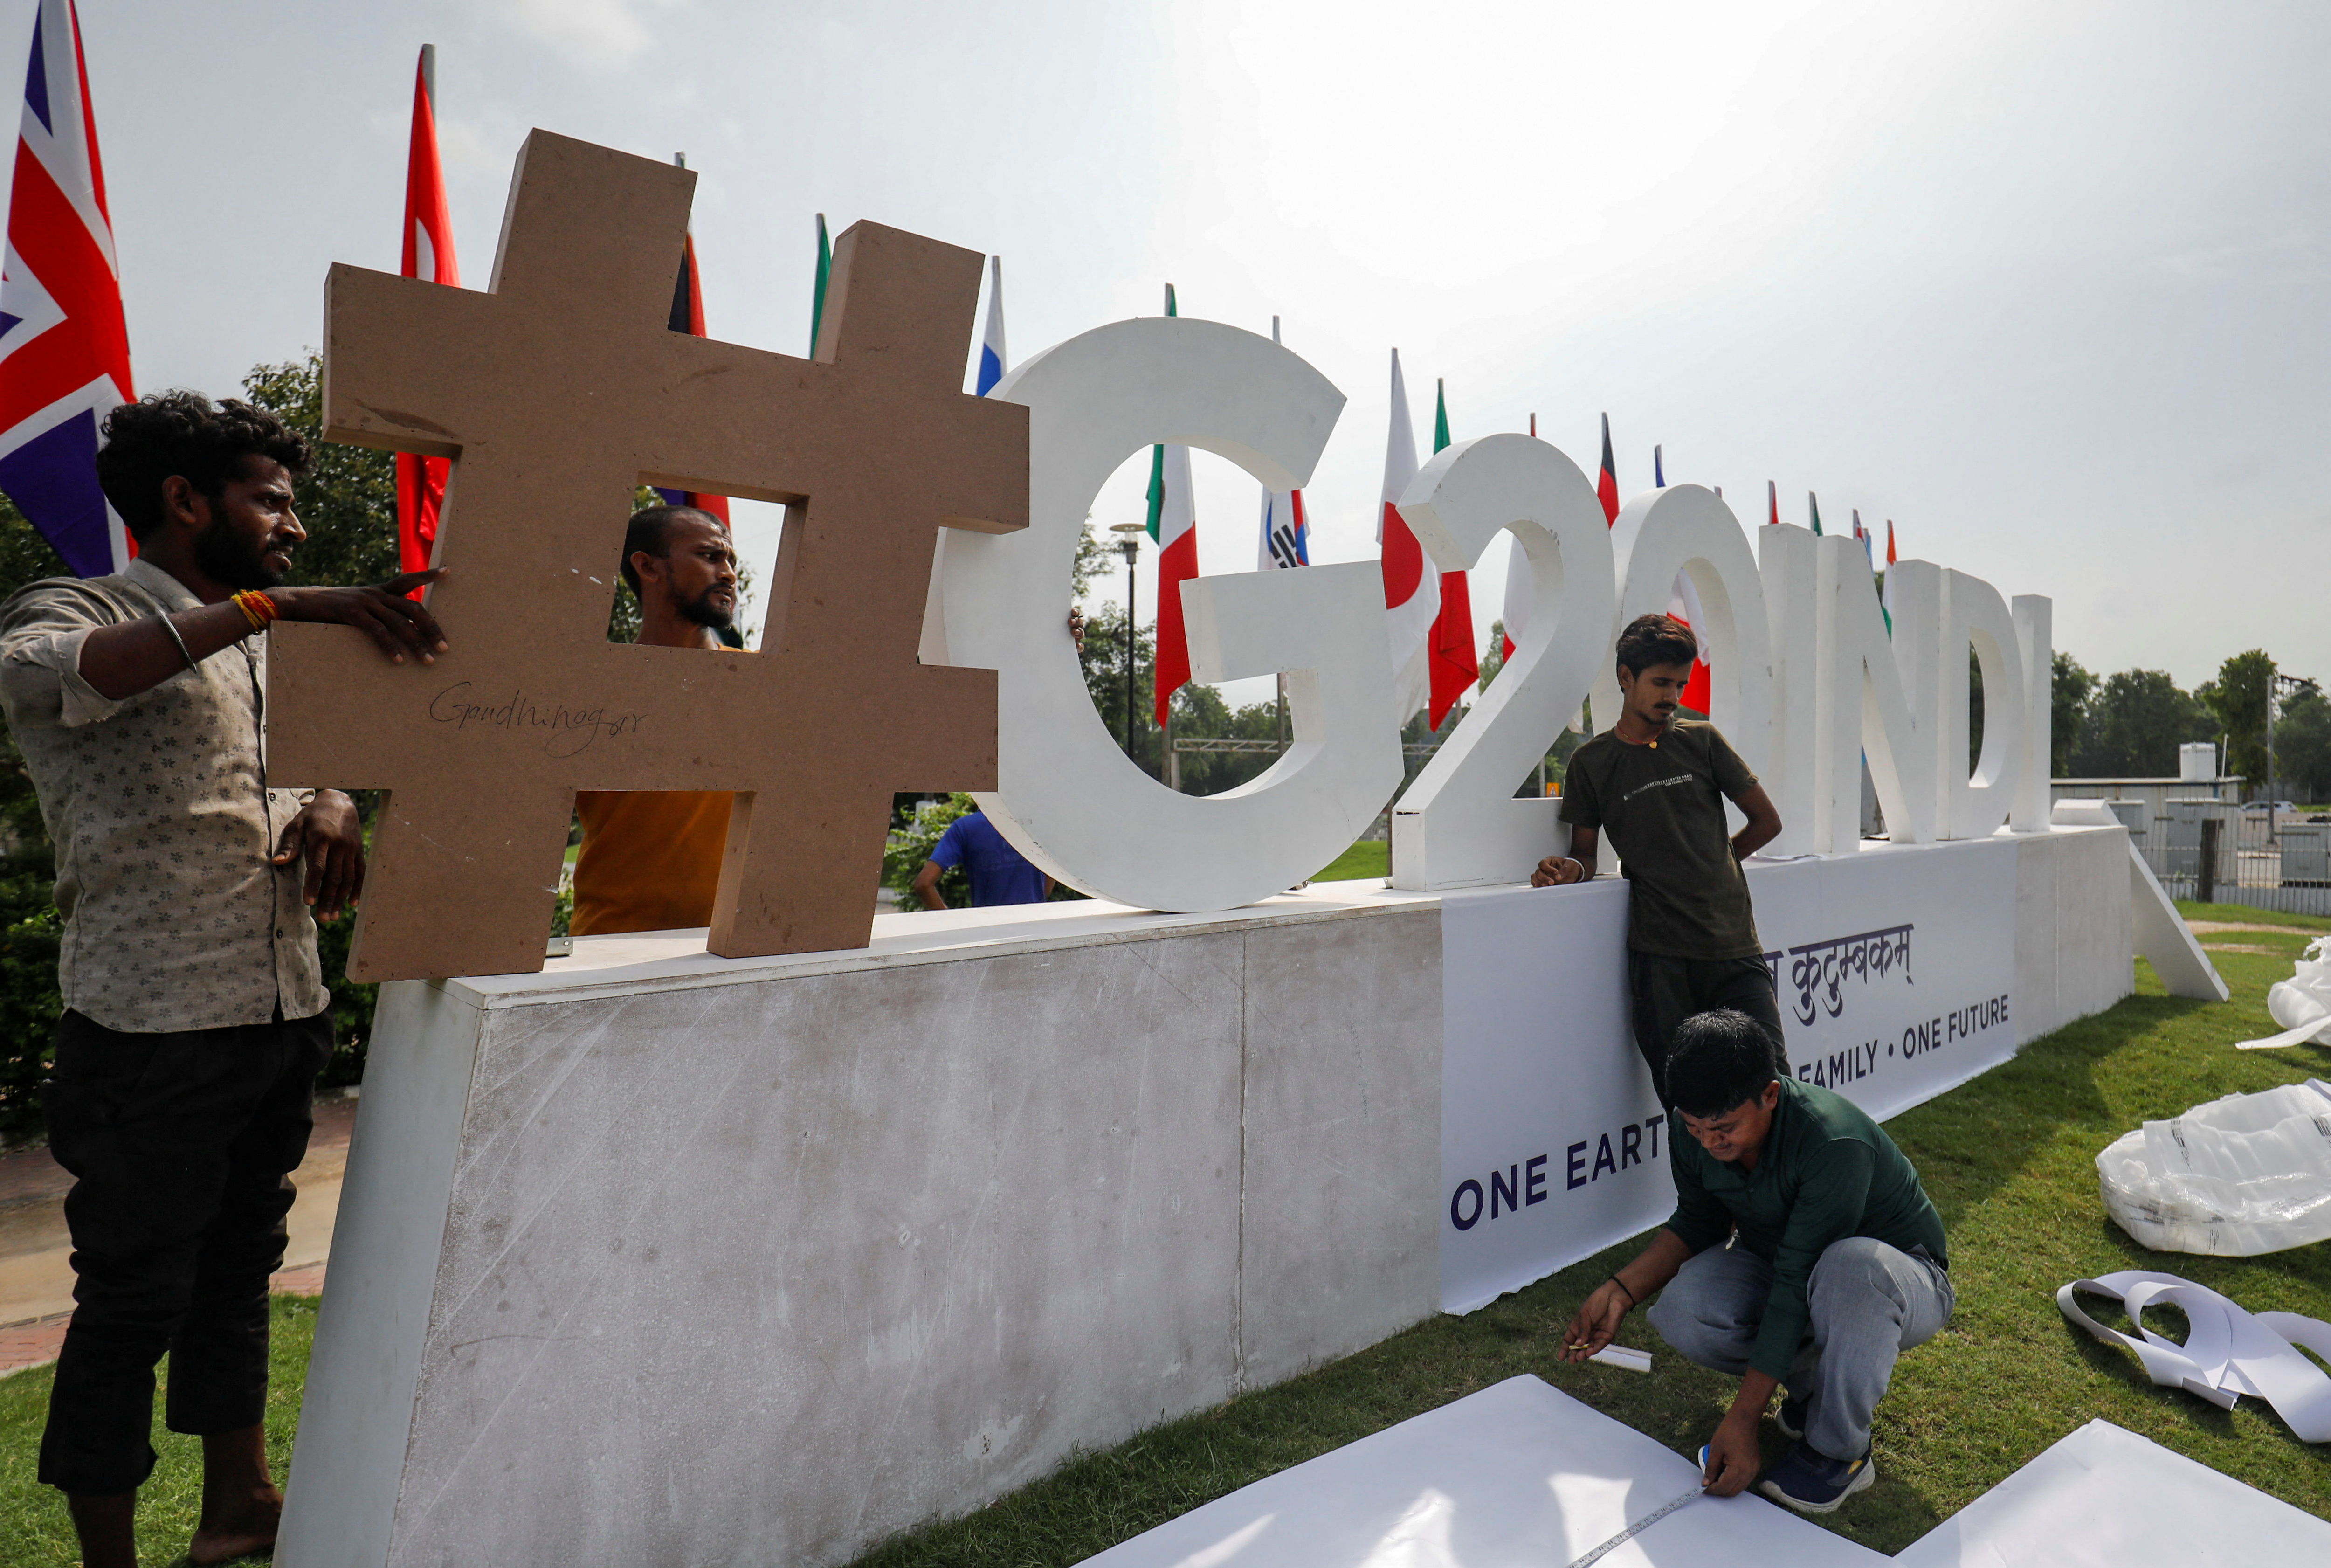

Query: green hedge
0,873,61,1145
0,879,380,1148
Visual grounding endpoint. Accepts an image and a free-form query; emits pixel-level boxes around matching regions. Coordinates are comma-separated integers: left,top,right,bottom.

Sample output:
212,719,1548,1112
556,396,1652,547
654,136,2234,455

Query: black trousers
37,1006,331,1495
1628,951,1789,1109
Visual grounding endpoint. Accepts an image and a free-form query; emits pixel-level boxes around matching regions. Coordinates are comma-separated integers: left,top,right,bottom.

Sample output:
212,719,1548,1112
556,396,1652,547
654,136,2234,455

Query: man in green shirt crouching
1558,1009,1953,1514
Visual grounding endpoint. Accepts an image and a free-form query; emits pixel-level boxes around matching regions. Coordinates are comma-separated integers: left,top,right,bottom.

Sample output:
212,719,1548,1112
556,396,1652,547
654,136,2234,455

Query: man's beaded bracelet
230,589,280,633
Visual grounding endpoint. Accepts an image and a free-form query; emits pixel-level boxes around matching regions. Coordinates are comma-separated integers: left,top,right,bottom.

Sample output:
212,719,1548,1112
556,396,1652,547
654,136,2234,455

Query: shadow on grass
1889,992,2217,1231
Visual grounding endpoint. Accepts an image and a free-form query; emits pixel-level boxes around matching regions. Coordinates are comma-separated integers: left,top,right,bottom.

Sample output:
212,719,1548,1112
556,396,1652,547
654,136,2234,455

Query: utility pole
1110,523,1144,762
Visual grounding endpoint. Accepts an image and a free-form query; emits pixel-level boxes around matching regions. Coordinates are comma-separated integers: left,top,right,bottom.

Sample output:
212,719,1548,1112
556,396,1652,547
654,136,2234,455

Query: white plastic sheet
2235,935,2331,1049
1890,1418,2331,1567
2095,1079,2331,1254
1077,1373,2331,1567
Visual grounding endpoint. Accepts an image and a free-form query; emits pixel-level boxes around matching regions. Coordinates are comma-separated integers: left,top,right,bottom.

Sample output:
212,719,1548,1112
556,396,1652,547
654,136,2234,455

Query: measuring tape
1560,1485,1705,1568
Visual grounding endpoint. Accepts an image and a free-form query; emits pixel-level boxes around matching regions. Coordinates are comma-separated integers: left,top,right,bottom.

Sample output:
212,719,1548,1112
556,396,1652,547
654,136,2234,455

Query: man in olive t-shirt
1533,614,1787,1101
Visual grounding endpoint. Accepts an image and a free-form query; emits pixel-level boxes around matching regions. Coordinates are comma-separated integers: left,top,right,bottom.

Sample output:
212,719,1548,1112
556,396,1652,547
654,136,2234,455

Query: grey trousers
1646,1236,1953,1462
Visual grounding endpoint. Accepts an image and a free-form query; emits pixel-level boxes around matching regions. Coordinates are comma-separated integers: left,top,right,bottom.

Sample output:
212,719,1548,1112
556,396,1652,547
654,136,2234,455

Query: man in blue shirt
912,808,1051,907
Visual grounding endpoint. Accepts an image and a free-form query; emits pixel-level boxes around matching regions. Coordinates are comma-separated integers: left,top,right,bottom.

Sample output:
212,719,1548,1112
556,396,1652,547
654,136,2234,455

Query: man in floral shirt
0,391,447,1568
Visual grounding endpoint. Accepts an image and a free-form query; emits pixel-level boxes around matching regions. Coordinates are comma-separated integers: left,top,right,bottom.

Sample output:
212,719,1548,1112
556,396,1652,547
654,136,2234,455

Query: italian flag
1424,379,1477,725
810,212,831,353
1147,283,1198,725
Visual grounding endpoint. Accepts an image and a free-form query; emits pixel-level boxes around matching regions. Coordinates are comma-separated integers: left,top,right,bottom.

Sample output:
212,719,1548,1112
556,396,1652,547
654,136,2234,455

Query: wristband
1608,1273,1637,1307
231,589,280,634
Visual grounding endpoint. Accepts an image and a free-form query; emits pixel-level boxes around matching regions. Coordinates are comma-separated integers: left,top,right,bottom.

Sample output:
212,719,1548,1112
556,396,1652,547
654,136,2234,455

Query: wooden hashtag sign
265,131,1026,981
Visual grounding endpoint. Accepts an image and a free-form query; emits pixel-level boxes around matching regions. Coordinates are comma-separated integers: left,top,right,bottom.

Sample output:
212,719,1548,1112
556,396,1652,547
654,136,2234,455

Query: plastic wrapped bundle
2097,1080,2331,1255
2237,936,2331,1050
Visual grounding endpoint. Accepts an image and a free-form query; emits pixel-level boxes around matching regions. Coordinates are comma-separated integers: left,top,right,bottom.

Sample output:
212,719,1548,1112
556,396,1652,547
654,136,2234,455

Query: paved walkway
0,1095,354,1378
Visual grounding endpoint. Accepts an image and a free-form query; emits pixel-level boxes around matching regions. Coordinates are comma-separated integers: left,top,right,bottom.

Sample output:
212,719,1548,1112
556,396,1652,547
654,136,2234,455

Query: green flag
1145,283,1178,540
1434,378,1451,455
1807,490,1824,536
810,213,832,355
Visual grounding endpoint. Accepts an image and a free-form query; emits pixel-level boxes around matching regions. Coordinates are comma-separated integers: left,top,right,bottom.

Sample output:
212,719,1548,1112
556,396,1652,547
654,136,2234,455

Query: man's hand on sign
1531,825,1598,887
1558,1278,1629,1361
273,569,451,666
272,788,367,918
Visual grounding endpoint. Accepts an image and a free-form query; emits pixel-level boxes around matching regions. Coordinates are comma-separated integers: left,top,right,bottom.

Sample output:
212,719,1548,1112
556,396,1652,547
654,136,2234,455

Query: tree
2199,649,2273,789
2274,679,2331,804
2069,669,2215,777
241,356,402,589
0,497,63,1142
2050,652,2096,777
1070,515,1110,597
1477,621,1507,692
1078,601,1159,777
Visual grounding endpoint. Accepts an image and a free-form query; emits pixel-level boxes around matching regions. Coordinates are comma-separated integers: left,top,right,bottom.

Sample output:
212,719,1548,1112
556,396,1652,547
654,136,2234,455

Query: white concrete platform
278,827,2140,1568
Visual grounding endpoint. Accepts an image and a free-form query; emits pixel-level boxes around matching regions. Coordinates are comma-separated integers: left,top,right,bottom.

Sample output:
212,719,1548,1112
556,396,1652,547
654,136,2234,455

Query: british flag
0,0,131,577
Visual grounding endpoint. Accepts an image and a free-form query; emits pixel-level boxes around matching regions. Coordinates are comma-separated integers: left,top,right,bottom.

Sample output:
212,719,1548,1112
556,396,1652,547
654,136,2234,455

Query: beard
193,517,286,590
676,582,735,630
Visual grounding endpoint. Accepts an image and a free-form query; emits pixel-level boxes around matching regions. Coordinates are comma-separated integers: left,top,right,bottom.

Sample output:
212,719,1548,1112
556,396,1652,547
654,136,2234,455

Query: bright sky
20,0,2329,701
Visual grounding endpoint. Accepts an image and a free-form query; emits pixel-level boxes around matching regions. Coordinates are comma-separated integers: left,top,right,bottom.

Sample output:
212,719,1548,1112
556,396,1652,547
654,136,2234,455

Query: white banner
1439,837,2018,1313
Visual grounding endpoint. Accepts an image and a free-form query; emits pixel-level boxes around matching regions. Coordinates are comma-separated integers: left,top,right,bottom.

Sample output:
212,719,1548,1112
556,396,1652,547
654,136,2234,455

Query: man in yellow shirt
570,504,738,935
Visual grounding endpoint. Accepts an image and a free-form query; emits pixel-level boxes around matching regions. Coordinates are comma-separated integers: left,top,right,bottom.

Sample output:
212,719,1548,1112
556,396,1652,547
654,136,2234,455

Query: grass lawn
0,1295,317,1568
1313,838,1389,883
2177,898,2331,933
3,908,2325,1564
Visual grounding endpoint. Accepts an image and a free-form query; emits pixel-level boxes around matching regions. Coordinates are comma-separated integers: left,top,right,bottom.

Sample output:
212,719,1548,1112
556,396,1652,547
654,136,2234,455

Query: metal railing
2118,797,2331,916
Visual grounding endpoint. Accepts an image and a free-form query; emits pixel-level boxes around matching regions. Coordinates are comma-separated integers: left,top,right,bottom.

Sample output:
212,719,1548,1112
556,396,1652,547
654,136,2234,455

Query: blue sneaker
1774,1394,1809,1440
1758,1440,1876,1514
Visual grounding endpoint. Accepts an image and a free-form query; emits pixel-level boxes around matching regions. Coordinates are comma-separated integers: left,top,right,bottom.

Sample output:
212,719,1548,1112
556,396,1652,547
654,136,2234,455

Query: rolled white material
2237,935,2331,1049
1586,1344,1652,1374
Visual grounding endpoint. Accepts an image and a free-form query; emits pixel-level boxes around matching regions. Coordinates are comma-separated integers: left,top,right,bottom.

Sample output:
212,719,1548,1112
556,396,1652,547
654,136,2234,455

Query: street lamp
1110,523,1145,760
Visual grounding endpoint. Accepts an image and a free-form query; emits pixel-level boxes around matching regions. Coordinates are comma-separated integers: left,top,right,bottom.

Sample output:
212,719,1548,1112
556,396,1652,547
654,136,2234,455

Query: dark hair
94,391,310,542
619,503,723,595
1614,613,1698,679
1664,1009,1779,1118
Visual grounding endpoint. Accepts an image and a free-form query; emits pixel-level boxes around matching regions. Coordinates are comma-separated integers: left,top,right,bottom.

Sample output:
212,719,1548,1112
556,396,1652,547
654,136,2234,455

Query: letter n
1491,1164,1520,1218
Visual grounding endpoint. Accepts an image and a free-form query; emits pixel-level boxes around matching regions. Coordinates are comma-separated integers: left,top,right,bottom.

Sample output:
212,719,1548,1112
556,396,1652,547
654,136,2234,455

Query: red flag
1766,479,1779,526
396,46,457,593
1595,411,1618,525
1423,378,1475,725
656,208,730,522
1428,572,1476,725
